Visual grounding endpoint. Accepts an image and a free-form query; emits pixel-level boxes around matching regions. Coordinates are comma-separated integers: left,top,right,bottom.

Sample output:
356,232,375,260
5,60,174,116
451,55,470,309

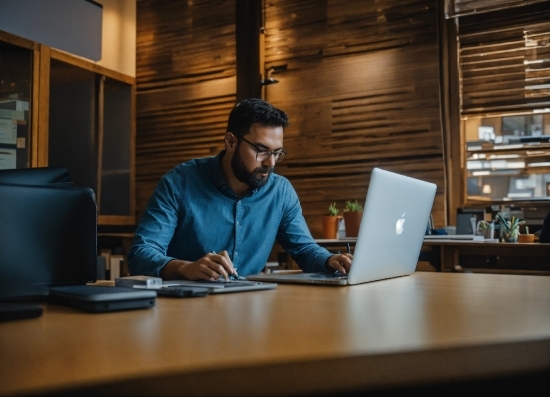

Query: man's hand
326,253,353,274
161,251,236,280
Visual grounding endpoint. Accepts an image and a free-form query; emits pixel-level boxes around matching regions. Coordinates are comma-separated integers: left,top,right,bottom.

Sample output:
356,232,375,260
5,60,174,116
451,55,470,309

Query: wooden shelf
0,32,136,227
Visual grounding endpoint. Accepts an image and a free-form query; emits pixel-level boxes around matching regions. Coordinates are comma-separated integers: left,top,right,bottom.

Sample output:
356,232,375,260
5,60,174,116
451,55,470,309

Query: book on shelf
0,99,29,112
0,119,17,145
0,109,25,122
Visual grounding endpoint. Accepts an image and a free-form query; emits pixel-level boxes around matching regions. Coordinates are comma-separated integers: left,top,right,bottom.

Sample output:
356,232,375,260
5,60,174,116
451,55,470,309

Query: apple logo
395,213,406,235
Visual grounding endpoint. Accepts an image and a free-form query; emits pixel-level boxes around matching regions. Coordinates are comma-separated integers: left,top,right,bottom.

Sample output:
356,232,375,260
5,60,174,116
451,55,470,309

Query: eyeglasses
240,136,286,162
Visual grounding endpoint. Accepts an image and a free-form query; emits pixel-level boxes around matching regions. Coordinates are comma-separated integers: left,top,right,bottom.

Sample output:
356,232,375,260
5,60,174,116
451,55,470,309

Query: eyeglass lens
257,150,285,162
240,136,286,162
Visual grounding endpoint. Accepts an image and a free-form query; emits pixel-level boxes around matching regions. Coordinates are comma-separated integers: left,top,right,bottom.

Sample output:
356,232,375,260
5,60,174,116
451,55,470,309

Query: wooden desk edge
18,338,550,397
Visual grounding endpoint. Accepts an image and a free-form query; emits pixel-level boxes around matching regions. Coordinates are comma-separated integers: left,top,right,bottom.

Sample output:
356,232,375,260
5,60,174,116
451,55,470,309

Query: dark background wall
135,0,446,238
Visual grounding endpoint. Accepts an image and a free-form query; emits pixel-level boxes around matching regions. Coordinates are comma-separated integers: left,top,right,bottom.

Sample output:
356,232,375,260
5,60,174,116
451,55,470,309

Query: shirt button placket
234,201,243,268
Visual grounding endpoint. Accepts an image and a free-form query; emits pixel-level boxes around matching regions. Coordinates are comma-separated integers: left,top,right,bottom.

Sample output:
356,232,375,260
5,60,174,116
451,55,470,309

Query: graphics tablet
162,279,277,294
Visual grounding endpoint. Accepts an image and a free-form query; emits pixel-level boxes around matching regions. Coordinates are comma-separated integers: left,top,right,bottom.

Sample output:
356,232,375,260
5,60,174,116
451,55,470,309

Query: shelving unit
0,30,135,226
0,40,32,170
464,112,550,203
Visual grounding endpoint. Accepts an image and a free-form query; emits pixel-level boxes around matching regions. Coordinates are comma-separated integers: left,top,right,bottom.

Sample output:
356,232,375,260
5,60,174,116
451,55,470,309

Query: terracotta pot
518,234,535,243
322,215,341,239
343,211,363,237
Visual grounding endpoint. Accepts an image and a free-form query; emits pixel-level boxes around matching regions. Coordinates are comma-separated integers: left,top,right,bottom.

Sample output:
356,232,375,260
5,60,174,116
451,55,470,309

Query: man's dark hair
226,98,289,138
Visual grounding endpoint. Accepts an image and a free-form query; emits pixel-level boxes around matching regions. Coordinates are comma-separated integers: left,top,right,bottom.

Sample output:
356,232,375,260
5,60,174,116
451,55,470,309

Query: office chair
0,166,72,186
540,212,550,243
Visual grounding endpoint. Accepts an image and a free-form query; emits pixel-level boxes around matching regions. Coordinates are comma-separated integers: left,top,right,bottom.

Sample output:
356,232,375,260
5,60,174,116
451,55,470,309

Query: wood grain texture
1,273,550,396
136,0,237,217
263,0,446,236
135,0,446,234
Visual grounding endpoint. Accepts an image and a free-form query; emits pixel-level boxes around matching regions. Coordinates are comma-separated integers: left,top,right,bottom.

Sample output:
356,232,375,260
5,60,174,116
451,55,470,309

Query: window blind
457,1,550,115
446,0,549,18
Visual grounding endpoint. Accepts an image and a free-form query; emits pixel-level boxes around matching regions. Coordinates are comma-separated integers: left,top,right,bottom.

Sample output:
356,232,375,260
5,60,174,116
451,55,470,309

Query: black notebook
49,286,156,313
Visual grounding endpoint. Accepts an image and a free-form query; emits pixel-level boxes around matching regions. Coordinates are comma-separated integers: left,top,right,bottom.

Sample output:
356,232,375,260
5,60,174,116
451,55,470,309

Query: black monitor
0,182,97,301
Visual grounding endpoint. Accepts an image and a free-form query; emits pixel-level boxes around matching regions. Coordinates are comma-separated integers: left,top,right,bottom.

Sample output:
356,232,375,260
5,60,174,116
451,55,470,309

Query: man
128,98,352,280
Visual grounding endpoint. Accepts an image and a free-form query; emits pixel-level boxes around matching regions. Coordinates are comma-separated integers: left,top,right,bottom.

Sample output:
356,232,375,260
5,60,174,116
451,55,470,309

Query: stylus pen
347,243,351,254
210,251,239,277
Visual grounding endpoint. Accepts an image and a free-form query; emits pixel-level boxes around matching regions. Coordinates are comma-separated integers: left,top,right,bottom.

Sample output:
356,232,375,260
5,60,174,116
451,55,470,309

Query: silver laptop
247,168,437,286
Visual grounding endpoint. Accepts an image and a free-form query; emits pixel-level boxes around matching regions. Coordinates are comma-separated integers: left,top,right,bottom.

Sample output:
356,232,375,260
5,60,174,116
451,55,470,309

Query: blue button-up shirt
128,152,332,277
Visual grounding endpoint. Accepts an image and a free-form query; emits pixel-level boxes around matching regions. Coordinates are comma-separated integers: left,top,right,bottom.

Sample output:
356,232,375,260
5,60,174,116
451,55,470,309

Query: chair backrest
540,212,550,243
0,166,72,186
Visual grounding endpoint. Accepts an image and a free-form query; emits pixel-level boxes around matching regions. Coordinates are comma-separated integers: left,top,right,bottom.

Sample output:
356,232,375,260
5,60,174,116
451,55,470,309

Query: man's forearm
160,259,189,279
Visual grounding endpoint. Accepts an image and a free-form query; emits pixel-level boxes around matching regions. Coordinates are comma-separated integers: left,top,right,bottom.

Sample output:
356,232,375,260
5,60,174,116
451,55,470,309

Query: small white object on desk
115,275,163,289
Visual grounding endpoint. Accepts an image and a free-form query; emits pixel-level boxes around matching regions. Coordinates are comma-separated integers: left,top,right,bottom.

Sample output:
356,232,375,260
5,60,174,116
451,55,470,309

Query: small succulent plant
328,202,339,216
344,200,363,212
478,220,492,230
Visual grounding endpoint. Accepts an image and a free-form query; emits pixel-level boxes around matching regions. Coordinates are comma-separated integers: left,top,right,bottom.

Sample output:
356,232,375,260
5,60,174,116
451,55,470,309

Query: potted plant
343,200,363,238
496,213,525,243
322,202,342,239
518,226,535,243
476,220,494,239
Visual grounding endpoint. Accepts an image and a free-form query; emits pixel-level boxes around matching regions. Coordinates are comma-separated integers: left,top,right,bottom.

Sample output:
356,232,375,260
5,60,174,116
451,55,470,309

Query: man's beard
231,142,274,189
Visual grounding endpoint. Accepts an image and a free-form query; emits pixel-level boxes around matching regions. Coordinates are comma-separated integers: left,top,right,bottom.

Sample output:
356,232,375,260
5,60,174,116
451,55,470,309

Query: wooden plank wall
135,0,237,217
135,0,446,237
263,0,446,236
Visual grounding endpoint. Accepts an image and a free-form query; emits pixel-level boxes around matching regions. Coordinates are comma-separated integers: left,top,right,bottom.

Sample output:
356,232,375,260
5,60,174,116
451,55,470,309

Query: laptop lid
247,168,436,286
347,167,436,284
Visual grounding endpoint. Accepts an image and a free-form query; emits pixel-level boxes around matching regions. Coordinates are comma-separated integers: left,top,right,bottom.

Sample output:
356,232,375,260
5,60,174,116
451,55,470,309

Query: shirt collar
207,151,227,189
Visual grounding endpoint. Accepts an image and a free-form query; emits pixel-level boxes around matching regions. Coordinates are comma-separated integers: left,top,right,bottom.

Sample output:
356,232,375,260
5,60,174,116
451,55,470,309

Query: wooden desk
422,240,550,275
1,273,549,396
